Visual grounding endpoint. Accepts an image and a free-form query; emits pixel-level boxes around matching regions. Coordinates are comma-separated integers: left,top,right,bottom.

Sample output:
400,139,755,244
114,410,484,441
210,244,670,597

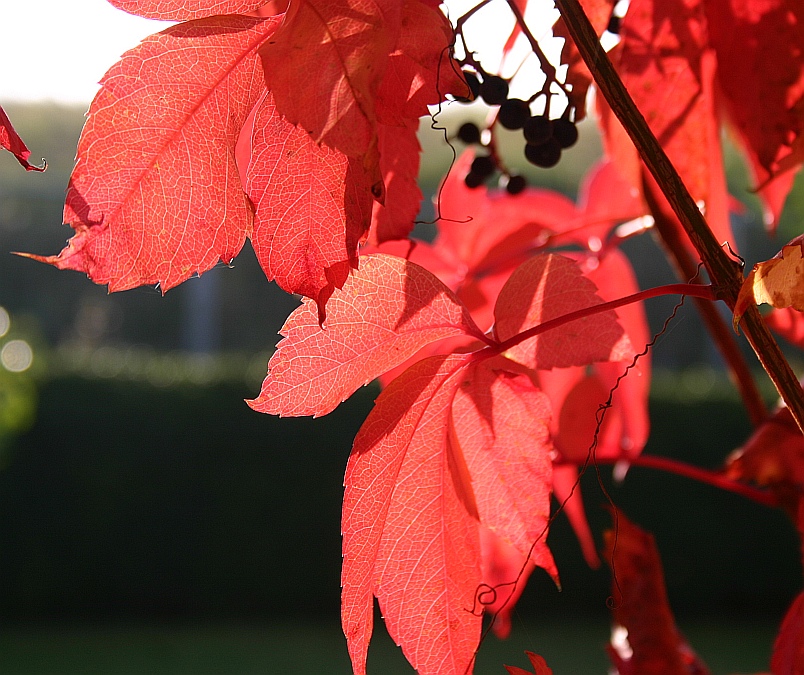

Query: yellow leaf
734,235,804,332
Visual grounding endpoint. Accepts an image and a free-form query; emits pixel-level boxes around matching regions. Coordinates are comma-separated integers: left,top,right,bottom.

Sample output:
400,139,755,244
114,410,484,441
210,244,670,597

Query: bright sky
2,0,558,105
2,0,172,104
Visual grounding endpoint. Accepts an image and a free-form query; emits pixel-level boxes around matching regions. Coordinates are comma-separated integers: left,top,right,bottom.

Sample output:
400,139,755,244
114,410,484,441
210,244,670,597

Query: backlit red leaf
494,254,633,370
766,307,804,348
259,0,401,167
553,0,616,119
369,121,422,244
613,0,733,253
725,403,804,514
452,358,556,571
437,151,577,276
453,359,558,637
248,254,482,417
505,651,554,675
241,90,373,307
771,590,804,674
479,527,536,639
571,160,646,249
375,0,465,125
342,353,481,675
30,15,280,292
585,249,650,459
604,512,709,675
107,0,268,20
434,155,647,333
707,0,804,228
0,105,45,172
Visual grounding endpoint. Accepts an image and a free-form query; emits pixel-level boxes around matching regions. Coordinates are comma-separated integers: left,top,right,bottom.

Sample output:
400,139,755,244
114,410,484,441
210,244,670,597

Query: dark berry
457,122,482,144
498,99,530,130
504,174,527,195
471,154,496,178
464,171,486,189
553,118,579,148
607,14,621,34
523,115,553,145
479,75,509,106
525,138,561,168
455,71,480,102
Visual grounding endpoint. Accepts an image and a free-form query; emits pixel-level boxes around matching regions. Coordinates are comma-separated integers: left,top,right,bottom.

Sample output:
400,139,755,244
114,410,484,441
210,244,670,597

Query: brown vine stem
642,178,767,427
554,0,804,433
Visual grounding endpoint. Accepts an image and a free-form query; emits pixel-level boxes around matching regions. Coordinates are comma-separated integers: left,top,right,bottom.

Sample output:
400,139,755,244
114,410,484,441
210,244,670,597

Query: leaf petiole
567,454,780,509
491,282,718,355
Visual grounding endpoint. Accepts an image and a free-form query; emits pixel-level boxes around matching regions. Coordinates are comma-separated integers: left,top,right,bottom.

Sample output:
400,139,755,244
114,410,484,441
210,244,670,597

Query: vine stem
579,455,779,509
553,0,804,433
642,178,768,427
493,282,716,354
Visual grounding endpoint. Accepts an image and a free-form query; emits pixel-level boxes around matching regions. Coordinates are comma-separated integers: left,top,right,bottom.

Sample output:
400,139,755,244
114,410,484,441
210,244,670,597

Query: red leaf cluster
26,0,804,673
562,0,804,238
251,251,634,674
369,154,652,570
30,0,463,315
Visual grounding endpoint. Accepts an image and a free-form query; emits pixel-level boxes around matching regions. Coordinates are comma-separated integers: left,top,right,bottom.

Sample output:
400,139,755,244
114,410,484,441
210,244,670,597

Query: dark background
0,102,802,636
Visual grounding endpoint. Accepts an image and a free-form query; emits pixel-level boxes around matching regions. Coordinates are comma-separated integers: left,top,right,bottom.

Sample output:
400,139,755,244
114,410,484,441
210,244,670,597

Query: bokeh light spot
1,340,33,372
0,307,9,338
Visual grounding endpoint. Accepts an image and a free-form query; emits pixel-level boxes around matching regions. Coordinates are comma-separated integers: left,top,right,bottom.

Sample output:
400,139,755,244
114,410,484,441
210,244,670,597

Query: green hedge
0,374,798,621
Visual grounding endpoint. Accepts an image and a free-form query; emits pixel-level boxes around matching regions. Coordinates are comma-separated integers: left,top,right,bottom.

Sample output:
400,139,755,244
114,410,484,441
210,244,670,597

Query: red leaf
572,160,646,249
553,0,616,119
725,403,804,514
107,0,268,20
552,464,600,568
505,651,554,675
375,0,465,125
604,512,710,675
0,105,45,172
343,351,562,674
618,0,710,200
369,121,422,244
30,15,280,292
342,353,481,675
766,307,804,348
259,0,402,168
707,0,804,228
772,591,804,674
433,154,647,333
608,0,733,253
248,254,483,417
241,90,373,308
543,367,614,463
479,526,536,639
437,151,578,277
452,358,556,574
584,249,651,460
494,254,633,370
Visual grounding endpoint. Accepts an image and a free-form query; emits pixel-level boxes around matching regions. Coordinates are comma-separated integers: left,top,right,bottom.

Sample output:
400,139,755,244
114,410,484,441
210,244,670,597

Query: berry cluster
453,69,580,191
